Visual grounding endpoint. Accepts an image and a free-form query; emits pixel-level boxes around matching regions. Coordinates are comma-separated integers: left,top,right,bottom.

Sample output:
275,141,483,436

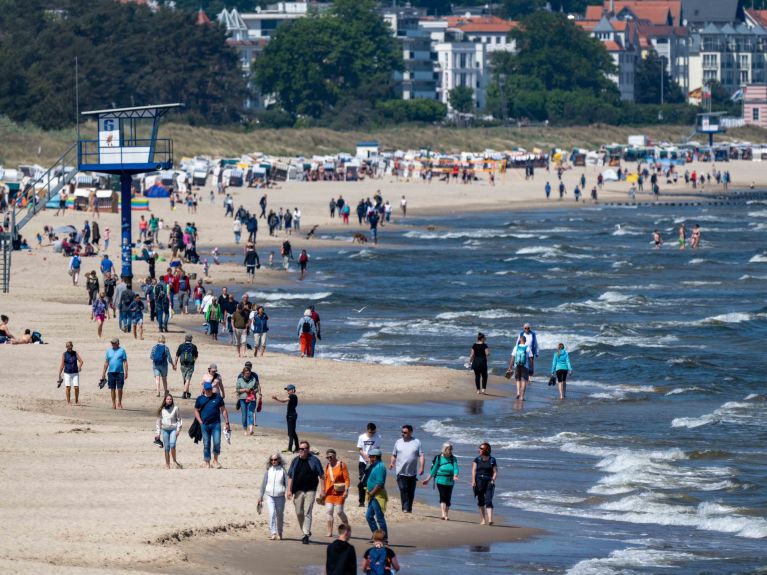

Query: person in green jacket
551,342,573,399
205,299,223,340
421,442,459,520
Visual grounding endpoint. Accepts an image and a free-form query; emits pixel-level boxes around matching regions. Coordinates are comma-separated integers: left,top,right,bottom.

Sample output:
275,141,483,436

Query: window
753,108,760,121
703,69,718,81
739,54,749,69
703,54,718,68
740,70,749,84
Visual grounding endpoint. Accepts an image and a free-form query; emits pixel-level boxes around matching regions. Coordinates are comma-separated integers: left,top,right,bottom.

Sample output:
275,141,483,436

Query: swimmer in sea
653,229,662,249
691,224,701,249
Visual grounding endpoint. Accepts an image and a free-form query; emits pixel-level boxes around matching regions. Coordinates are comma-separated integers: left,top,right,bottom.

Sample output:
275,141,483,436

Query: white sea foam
748,210,767,218
246,291,333,302
688,258,707,264
698,312,754,324
435,309,508,320
682,280,722,286
665,387,704,396
749,253,767,263
739,274,767,280
403,229,540,241
566,548,700,575
671,397,766,428
348,249,375,259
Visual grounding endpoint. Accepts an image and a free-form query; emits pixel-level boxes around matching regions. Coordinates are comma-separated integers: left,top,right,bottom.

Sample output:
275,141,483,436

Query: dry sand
1,158,763,574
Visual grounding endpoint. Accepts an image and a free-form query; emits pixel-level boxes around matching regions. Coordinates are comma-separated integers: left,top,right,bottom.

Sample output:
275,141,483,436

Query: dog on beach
305,225,319,240
352,233,368,244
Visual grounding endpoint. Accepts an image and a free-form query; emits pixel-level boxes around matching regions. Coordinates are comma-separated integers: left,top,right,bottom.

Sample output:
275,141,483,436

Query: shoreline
2,164,763,574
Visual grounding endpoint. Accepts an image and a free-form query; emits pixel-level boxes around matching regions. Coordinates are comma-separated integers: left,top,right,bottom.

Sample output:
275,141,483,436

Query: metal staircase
2,143,78,292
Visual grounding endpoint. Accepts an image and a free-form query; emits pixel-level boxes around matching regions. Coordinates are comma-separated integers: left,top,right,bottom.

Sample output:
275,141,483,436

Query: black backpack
301,319,312,333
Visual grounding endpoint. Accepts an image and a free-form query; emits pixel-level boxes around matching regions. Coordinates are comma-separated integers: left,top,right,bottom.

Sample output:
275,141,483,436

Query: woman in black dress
468,332,490,394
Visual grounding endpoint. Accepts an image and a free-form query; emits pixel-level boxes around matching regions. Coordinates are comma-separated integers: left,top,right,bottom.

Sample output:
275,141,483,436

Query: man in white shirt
356,422,382,507
389,424,424,513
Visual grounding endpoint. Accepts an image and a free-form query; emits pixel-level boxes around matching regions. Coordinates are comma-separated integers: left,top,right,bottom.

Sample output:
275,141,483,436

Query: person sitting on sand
12,329,34,344
0,314,15,343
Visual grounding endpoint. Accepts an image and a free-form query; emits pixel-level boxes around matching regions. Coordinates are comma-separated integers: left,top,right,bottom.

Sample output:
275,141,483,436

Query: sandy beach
2,156,765,574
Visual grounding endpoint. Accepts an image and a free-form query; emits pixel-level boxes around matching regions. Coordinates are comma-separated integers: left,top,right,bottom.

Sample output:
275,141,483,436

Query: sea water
249,204,767,574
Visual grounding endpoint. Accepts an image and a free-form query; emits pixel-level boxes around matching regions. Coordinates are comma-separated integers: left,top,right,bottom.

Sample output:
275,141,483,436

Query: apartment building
382,7,439,101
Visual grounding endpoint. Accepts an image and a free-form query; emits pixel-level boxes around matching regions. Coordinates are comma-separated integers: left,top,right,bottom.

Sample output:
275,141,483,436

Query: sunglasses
298,447,308,451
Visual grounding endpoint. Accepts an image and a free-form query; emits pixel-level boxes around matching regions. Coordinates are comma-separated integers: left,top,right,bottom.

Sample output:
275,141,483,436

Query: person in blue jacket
551,342,573,399
517,323,539,358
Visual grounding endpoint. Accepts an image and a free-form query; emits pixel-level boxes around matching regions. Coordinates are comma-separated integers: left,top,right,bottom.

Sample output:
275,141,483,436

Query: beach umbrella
53,225,77,234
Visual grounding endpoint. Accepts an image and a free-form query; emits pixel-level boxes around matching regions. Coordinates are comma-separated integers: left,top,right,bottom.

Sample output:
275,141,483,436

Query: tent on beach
145,184,169,198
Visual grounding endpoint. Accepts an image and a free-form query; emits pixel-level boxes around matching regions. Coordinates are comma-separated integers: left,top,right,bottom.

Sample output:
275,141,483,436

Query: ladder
3,143,78,292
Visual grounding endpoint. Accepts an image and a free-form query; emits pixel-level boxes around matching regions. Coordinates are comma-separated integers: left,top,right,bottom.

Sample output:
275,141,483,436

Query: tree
506,12,617,96
254,0,402,119
0,0,247,129
448,86,475,113
634,50,684,104
499,0,546,19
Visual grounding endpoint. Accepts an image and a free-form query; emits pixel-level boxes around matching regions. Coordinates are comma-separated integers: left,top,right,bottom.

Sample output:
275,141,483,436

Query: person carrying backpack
362,530,399,575
150,335,176,397
507,334,534,401
175,334,199,399
296,309,316,358
68,253,81,286
421,442,459,520
154,280,170,333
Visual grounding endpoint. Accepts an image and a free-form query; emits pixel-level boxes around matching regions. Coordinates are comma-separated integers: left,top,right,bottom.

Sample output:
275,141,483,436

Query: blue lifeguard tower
78,103,182,285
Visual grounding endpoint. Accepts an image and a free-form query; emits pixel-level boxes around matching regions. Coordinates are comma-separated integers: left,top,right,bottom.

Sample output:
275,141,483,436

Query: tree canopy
448,86,475,113
0,0,247,129
634,50,685,104
254,0,402,119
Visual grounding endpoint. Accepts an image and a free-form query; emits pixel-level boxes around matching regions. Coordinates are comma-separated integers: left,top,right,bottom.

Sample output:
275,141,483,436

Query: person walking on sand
507,335,534,401
653,229,663,249
326,524,356,575
235,361,261,436
250,305,269,357
323,448,350,537
68,252,81,286
86,271,100,306
365,449,388,542
389,424,424,514
200,363,226,399
101,337,128,410
154,279,170,333
298,249,309,280
128,293,145,340
258,452,287,540
58,341,84,405
205,294,223,340
287,440,326,545
400,195,407,217
297,310,316,358
175,334,198,399
232,303,250,358
551,342,573,400
468,332,490,394
155,394,183,469
362,530,399,575
422,442,459,521
244,242,261,284
151,335,176,397
472,442,497,525
273,384,299,453
194,380,230,469
356,423,382,508
91,292,108,338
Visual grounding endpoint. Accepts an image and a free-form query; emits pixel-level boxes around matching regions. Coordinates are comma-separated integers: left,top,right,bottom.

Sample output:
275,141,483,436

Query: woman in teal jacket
551,343,573,399
422,442,459,520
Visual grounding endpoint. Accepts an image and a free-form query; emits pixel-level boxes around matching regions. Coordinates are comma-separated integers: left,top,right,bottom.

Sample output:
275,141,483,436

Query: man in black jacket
326,523,356,575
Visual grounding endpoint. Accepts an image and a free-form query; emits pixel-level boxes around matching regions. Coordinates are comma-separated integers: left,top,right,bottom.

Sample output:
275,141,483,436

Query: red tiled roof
746,9,767,27
611,1,681,26
446,15,516,33
603,40,624,51
636,22,688,38
585,6,605,20
575,20,598,31
196,8,211,26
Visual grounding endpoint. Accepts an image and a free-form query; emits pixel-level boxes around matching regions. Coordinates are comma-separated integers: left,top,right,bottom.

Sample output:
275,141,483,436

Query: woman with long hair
258,452,287,540
155,394,182,469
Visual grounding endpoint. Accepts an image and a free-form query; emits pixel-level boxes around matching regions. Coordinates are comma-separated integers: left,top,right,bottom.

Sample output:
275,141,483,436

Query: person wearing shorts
102,338,128,410
551,342,572,400
151,335,176,397
176,334,199,399
232,303,250,358
323,449,350,537
507,335,534,401
58,341,84,405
